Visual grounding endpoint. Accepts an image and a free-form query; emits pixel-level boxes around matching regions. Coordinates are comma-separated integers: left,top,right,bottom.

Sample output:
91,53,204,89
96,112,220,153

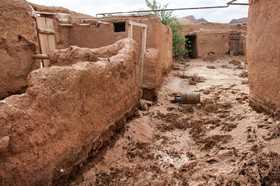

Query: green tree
145,0,189,59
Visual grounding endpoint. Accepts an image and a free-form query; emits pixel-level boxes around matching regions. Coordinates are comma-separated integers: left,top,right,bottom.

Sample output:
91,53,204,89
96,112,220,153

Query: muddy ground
71,56,280,185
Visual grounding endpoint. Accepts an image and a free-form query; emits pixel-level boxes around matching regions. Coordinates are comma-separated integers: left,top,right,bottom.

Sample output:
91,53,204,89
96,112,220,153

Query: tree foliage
145,0,188,59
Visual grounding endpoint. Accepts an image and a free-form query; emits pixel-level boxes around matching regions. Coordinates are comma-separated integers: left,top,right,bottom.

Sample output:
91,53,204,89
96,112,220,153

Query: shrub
145,0,189,59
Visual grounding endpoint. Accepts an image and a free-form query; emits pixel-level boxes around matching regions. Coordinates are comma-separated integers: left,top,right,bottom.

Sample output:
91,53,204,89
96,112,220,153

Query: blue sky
27,0,249,23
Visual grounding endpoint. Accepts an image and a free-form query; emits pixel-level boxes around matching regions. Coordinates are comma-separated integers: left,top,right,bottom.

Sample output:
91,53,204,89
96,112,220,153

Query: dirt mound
0,0,38,99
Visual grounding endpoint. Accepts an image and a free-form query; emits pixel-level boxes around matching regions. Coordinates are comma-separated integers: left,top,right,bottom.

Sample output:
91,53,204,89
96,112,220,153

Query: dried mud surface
73,56,280,185
0,0,38,99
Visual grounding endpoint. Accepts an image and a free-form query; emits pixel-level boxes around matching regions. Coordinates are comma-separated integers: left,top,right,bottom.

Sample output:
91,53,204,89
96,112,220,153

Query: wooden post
128,24,133,39
140,27,147,86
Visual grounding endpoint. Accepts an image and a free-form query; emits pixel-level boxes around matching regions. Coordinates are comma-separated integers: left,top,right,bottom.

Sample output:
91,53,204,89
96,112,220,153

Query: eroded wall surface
143,18,173,100
0,0,38,99
247,0,280,117
182,23,247,58
0,39,141,185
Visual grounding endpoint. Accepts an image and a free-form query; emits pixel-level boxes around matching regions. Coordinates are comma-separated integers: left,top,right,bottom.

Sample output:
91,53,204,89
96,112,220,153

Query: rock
242,80,249,85
239,71,248,78
171,64,180,70
229,60,241,66
192,74,199,82
189,80,197,85
0,136,10,151
203,90,211,94
207,65,216,69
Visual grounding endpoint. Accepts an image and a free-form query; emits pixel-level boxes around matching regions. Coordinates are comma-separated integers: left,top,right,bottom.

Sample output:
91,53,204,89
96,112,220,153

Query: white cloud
27,0,248,23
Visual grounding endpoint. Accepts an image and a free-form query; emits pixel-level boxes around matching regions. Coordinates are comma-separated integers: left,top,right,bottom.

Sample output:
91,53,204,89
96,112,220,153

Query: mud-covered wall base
249,96,280,120
142,87,158,102
53,105,138,185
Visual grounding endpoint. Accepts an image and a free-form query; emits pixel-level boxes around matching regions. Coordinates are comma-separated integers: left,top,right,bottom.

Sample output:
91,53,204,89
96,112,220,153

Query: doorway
185,35,197,59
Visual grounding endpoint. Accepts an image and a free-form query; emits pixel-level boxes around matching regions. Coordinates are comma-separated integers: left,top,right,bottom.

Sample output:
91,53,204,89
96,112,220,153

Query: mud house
0,0,172,185
179,20,247,58
247,0,280,118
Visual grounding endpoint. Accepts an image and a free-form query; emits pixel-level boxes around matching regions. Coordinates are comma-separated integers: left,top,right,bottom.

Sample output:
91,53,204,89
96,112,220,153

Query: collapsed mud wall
0,0,38,99
181,23,246,58
247,0,280,118
0,39,141,185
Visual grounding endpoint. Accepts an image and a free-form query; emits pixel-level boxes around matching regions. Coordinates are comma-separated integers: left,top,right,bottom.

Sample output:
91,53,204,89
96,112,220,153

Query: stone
0,136,10,151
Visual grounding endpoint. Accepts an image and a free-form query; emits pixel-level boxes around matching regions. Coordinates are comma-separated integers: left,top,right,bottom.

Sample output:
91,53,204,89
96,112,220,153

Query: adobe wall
247,0,280,118
181,23,247,58
0,39,141,185
68,15,173,100
0,0,38,99
143,19,173,100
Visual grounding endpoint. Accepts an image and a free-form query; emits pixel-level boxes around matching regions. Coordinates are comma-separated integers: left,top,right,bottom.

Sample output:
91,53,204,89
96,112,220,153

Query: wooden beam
79,24,90,26
35,11,56,15
59,24,73,27
128,21,147,28
37,28,55,35
32,54,49,59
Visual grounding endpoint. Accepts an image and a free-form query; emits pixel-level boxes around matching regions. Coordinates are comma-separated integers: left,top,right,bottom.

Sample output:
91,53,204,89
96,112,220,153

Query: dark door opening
185,35,198,59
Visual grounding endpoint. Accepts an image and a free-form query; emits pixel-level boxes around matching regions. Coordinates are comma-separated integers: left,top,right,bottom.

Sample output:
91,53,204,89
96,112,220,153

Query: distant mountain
184,15,197,23
197,18,208,23
230,17,248,24
183,15,208,24
177,18,195,25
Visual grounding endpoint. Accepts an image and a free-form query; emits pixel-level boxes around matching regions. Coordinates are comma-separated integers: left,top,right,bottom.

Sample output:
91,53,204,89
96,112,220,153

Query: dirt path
72,56,280,185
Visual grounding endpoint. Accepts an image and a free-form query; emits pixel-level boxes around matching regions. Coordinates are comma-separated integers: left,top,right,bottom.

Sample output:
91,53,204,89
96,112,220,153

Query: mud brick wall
181,23,247,58
0,39,141,185
247,0,280,117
